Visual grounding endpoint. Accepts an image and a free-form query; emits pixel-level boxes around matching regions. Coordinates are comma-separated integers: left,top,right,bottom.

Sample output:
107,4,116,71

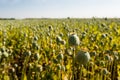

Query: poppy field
0,18,120,80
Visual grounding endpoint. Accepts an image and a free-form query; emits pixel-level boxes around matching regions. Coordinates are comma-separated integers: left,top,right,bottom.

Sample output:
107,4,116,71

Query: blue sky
0,0,120,18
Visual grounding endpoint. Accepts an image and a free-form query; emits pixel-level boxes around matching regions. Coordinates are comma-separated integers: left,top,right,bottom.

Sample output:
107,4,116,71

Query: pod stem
72,47,75,80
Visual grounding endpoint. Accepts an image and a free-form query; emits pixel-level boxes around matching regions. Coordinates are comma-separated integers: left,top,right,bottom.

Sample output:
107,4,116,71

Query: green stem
21,56,30,80
79,65,82,80
72,47,75,80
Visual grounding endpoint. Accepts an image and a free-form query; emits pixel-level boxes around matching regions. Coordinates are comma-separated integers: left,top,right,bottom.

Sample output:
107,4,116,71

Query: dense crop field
0,18,120,80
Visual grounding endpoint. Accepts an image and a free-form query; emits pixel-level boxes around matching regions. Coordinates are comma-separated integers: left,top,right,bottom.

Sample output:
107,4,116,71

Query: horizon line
0,17,120,19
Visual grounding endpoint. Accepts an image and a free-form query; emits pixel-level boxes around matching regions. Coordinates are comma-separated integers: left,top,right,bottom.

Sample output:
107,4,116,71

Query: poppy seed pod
57,53,64,61
56,36,62,44
48,25,53,31
102,68,109,75
90,51,96,57
61,40,66,45
8,67,15,73
59,33,63,37
104,54,111,61
114,55,119,60
100,61,105,66
75,51,90,65
101,34,107,38
34,36,38,41
23,51,31,57
57,64,61,70
68,34,80,46
34,53,40,61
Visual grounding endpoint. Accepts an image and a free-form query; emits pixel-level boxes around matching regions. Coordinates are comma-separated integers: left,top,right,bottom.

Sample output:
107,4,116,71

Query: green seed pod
68,34,80,46
14,64,18,68
75,51,90,65
53,58,58,64
34,36,38,41
9,67,15,73
23,51,31,57
100,41,104,46
90,51,96,57
105,50,112,55
60,40,66,45
112,44,117,49
102,68,109,75
32,42,39,50
0,47,6,53
47,33,50,36
100,61,105,66
57,64,61,70
34,53,40,61
109,37,113,41
82,32,86,38
57,53,64,61
65,49,72,55
56,36,62,44
59,33,63,37
32,42,37,48
48,25,53,31
101,34,107,38
105,54,110,61
114,55,119,60
101,23,107,27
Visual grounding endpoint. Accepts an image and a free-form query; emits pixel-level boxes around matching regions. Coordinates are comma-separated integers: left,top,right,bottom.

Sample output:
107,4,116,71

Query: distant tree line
0,18,15,20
